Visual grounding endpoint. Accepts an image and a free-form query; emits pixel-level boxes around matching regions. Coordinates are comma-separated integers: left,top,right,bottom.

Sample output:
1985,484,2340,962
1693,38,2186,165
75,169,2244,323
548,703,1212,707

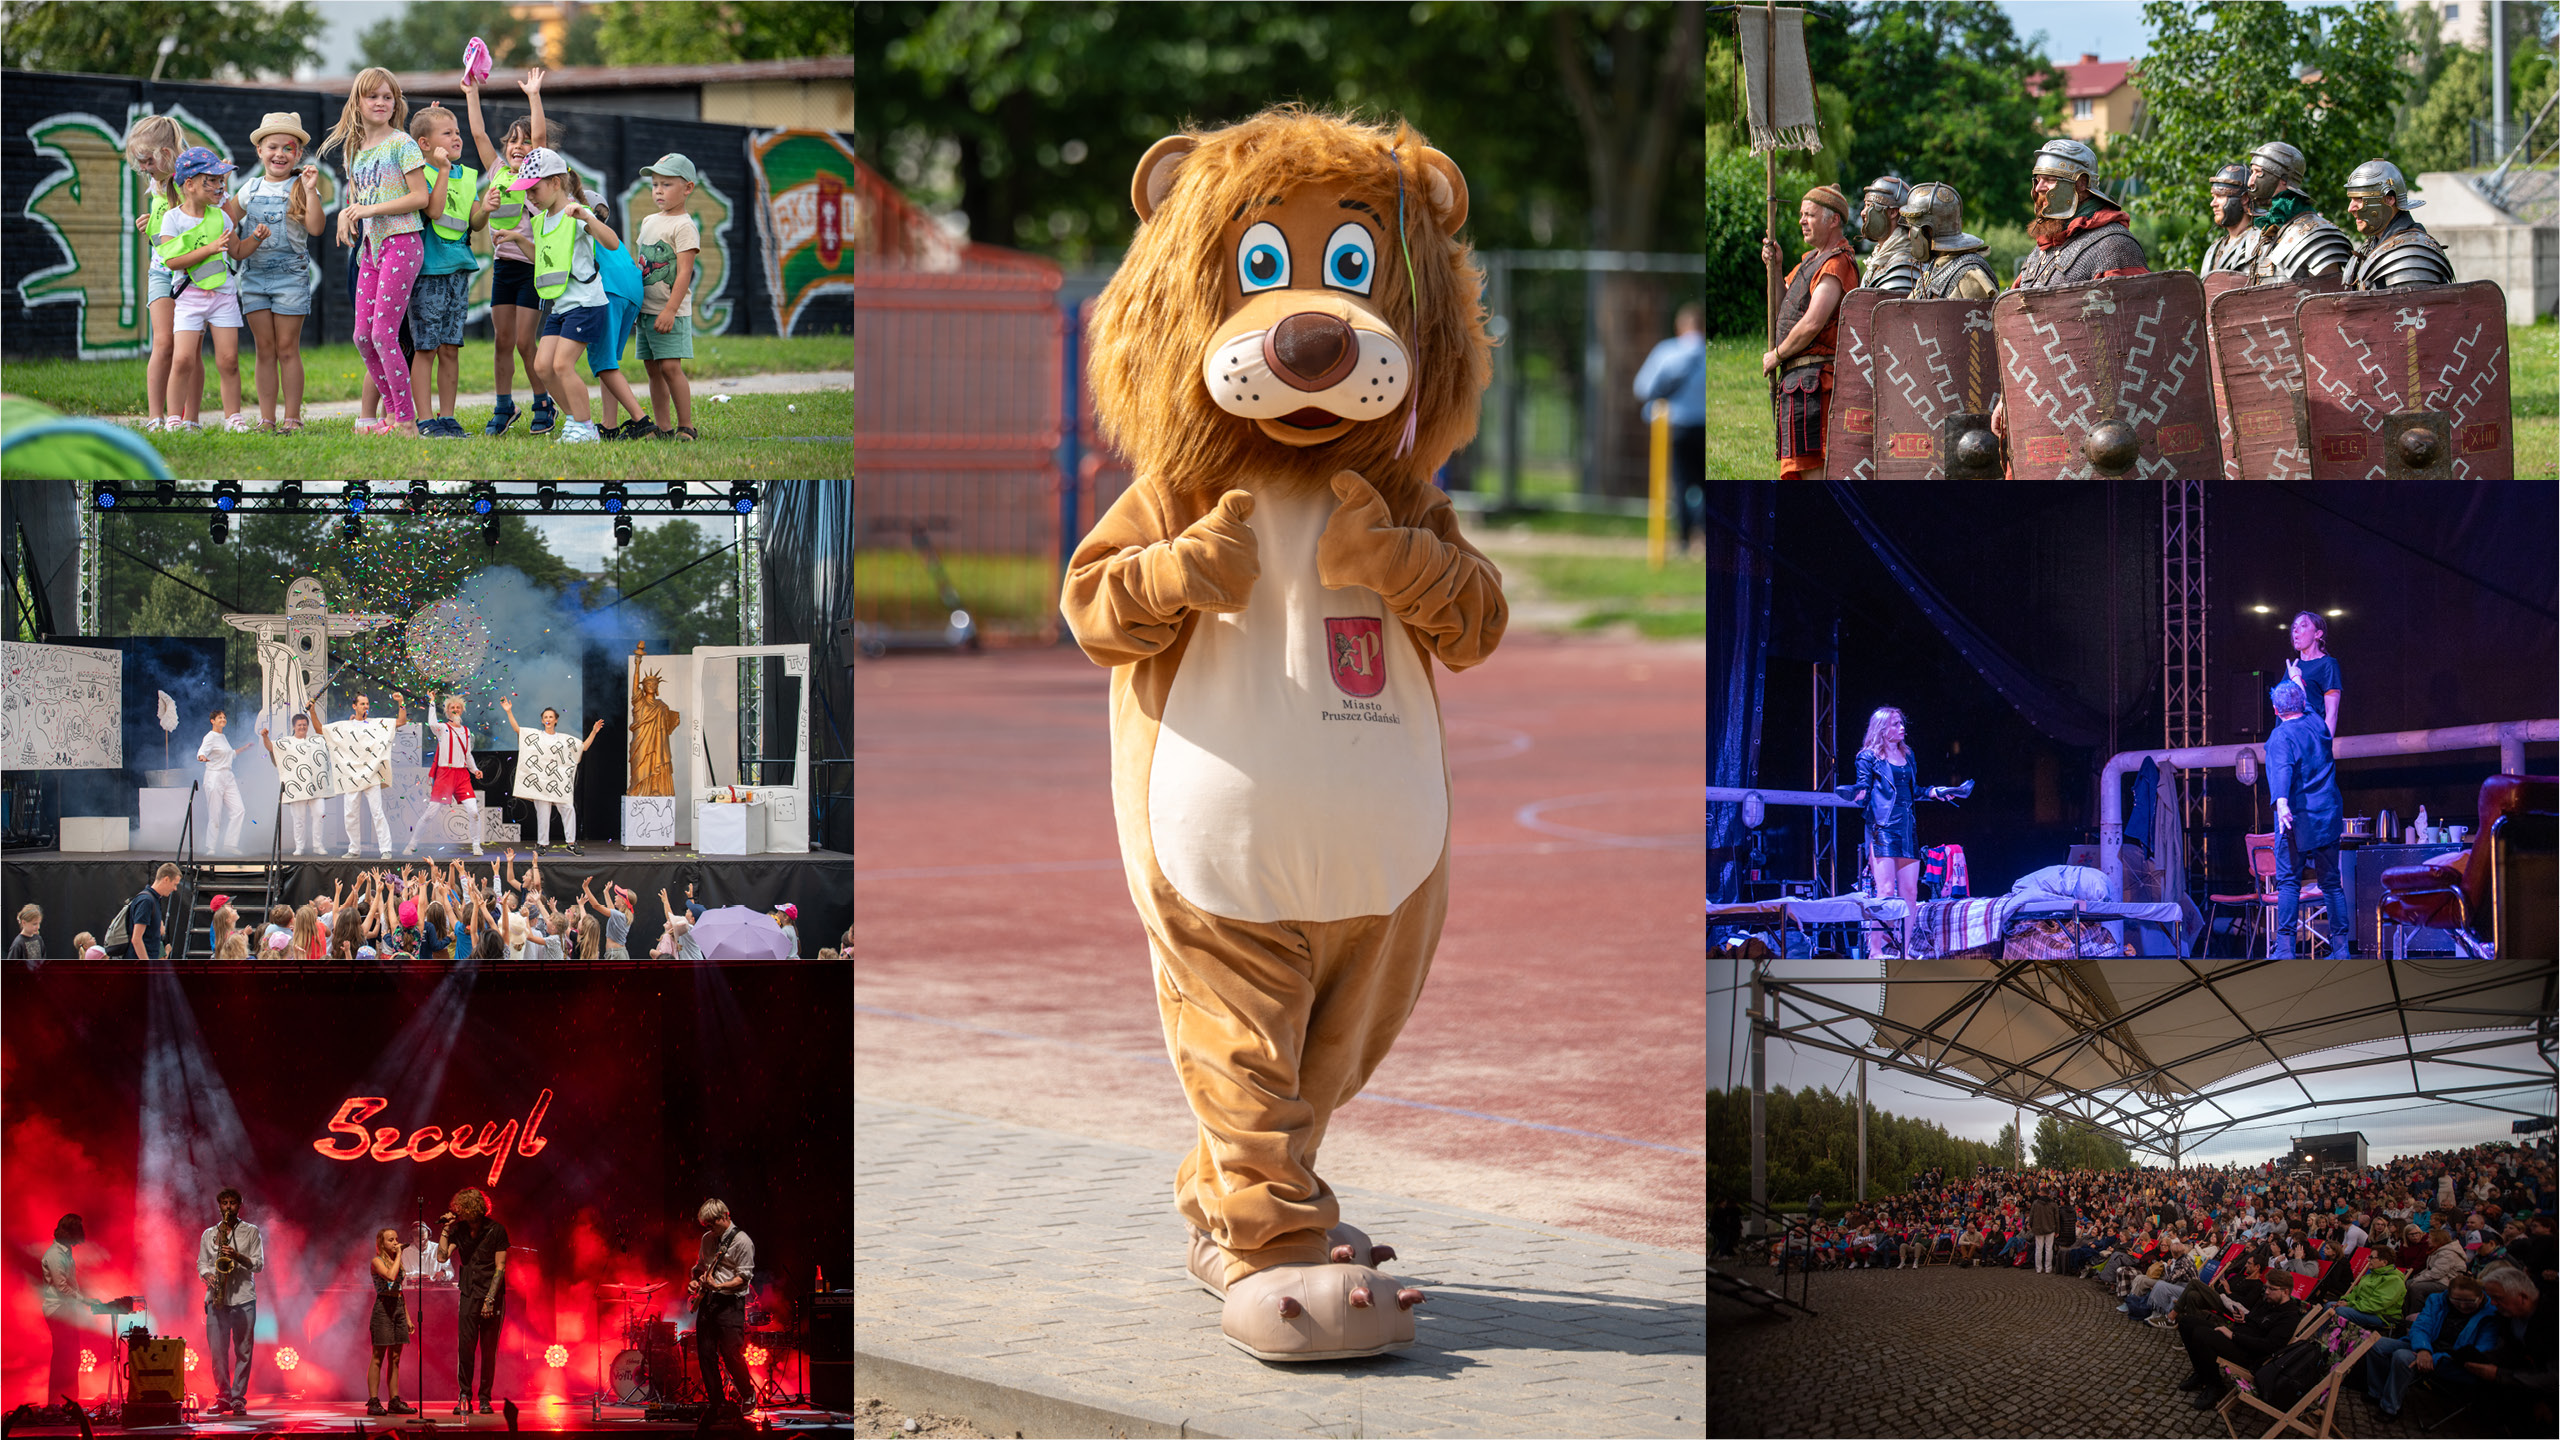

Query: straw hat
249,112,310,147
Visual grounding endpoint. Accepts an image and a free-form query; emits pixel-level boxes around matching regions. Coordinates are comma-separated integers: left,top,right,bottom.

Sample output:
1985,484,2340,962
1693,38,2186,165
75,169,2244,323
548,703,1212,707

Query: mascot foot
1327,1222,1397,1268
1187,1226,1232,1299
1222,1263,1420,1362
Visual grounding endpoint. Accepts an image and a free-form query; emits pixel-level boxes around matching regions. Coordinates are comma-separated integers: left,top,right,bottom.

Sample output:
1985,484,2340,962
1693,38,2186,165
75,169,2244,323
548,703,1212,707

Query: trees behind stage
2030,1112,2136,1174
1708,1085,2010,1205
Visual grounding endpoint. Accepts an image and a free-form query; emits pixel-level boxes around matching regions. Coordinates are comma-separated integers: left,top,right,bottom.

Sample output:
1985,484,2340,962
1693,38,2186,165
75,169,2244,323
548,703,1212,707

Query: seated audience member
2406,1226,2468,1301
2178,1274,2309,1410
2396,1224,2434,1271
1957,1220,1983,1267
2326,1252,2408,1330
2362,1273,2496,1419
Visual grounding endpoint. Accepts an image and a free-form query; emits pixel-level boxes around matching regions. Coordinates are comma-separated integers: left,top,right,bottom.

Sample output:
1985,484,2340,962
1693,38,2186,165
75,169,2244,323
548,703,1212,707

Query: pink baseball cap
508,148,569,190
399,900,420,929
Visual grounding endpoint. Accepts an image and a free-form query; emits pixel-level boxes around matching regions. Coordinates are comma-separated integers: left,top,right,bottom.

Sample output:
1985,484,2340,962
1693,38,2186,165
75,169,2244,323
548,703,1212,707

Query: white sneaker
344,848,361,858
557,419,600,444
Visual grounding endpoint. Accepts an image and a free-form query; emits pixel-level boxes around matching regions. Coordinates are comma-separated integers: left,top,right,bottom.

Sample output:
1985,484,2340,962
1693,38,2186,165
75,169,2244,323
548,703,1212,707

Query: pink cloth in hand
463,37,493,87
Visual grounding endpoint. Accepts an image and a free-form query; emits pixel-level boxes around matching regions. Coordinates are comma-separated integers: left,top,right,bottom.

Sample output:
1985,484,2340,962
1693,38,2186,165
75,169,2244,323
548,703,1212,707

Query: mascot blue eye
1237,221,1289,293
1321,222,1376,296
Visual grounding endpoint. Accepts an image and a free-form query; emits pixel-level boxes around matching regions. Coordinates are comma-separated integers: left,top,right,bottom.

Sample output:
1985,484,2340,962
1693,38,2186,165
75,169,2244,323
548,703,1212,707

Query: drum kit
599,1282,804,1407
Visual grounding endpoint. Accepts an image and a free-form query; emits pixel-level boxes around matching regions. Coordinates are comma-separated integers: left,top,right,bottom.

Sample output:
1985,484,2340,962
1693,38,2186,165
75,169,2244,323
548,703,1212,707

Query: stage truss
1743,959,2558,1188
2161,476,2210,880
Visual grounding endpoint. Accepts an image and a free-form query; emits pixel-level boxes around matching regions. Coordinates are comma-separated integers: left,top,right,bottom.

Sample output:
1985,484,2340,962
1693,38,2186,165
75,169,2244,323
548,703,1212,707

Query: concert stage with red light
0,963,851,1418
0,1398,848,1436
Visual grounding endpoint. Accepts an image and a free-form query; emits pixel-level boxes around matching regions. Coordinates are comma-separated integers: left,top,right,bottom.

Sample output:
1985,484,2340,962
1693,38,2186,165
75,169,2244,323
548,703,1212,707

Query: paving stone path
859,1097,1707,1438
1707,1259,2465,1438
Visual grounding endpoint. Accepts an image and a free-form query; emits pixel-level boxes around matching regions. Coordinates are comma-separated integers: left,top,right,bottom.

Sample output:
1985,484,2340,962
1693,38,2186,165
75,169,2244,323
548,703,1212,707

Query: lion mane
1086,106,1493,499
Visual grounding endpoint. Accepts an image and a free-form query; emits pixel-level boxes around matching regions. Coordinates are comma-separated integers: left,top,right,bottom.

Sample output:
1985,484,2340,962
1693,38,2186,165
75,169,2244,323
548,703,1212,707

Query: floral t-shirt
346,130,426,258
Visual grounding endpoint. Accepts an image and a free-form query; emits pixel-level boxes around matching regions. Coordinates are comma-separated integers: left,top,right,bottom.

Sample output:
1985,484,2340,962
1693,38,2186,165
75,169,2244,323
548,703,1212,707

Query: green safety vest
153,206,230,290
145,189,175,268
489,164,526,230
532,207,592,300
428,164,479,242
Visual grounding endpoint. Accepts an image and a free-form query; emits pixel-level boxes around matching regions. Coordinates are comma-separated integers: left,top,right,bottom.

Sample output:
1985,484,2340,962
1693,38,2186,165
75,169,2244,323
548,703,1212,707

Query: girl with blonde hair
1850,706,1922,955
123,114,184,430
317,67,433,435
290,902,322,961
212,904,248,961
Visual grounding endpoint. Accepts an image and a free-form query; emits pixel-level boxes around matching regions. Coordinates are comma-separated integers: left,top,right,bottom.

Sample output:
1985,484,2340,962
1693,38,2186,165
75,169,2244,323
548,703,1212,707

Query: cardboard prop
1061,107,1501,1363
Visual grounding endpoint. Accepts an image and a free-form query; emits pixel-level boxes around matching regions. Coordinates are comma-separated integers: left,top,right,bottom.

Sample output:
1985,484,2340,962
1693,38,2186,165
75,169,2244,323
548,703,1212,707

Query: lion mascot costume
1061,106,1505,1362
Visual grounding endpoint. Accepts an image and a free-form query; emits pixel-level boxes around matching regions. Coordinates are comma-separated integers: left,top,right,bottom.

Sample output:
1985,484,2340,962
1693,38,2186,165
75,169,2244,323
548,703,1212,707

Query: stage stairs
187,861,274,957
1706,1263,1816,1319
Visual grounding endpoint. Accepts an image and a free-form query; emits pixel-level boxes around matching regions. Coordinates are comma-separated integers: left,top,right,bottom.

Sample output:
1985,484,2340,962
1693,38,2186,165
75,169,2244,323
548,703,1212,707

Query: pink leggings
354,231,424,425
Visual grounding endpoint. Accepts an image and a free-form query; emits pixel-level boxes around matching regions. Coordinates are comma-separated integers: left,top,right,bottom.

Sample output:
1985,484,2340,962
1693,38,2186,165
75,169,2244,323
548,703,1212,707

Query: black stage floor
3,1399,855,1434
0,845,851,960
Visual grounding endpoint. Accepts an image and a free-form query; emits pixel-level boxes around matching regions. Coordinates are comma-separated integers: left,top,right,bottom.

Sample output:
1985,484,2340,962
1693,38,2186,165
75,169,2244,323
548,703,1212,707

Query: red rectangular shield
1869,297,2000,479
1325,617,1385,698
2296,281,2514,479
1992,270,2221,479
1821,288,1887,481
2201,272,2252,480
2210,280,2334,480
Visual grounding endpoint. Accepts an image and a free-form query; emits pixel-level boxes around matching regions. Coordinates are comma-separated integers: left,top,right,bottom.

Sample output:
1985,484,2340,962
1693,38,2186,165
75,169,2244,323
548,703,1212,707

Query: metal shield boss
1823,288,1888,481
1869,297,2001,479
1991,270,2220,479
2208,274,2342,481
2294,280,2513,479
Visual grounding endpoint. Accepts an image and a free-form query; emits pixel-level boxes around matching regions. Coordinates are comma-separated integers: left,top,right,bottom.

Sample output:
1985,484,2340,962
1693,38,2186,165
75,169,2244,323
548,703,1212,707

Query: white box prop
683,644,813,853
135,786,204,852
61,817,130,852
622,795,676,848
694,800,767,856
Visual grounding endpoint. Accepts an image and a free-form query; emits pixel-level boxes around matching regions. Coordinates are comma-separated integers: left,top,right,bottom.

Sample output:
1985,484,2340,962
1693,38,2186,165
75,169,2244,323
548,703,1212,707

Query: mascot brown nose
1263,312,1358,391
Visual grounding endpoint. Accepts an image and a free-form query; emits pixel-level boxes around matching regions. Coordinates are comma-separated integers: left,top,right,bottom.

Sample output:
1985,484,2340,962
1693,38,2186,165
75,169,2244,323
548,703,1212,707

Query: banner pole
1763,0,1781,451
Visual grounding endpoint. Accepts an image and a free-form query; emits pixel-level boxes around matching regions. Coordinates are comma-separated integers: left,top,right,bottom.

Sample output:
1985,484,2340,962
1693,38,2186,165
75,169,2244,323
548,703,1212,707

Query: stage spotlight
536,479,559,511
730,482,757,514
484,515,503,548
409,479,431,511
92,481,119,509
278,480,303,509
210,512,230,545
666,481,689,509
544,1344,568,1369
614,514,633,548
2324,608,2343,617
601,481,627,514
470,482,496,516
346,481,371,514
213,481,240,512
157,479,177,506
2249,605,2271,613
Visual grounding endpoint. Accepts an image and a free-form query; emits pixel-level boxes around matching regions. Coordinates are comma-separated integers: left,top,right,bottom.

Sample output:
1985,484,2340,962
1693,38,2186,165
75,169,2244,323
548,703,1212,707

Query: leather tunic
1777,243,1856,365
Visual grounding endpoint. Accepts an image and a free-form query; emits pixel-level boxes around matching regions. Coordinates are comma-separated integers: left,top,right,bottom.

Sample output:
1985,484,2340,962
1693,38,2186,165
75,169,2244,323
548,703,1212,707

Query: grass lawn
4,332,854,416
855,549,1060,636
125,393,850,480
1519,551,1707,641
1708,319,2556,479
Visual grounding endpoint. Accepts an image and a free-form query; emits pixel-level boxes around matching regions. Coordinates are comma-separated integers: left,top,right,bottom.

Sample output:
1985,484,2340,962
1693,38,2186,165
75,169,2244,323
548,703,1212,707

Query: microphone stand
414,1197,425,1428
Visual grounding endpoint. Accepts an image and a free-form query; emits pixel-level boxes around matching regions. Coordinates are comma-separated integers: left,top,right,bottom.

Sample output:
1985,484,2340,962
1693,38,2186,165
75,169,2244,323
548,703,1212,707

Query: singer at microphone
435,1190,508,1416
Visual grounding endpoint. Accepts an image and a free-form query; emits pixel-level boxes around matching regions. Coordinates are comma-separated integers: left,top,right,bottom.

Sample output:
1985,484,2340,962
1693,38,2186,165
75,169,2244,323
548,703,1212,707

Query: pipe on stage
2096,718,2560,894
1704,787,1859,809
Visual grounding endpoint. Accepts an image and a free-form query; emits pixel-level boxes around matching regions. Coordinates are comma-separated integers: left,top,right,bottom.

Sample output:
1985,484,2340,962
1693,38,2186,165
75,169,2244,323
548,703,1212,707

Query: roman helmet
2342,158,2422,211
2209,162,2251,226
2030,138,2112,220
1899,182,1966,250
1860,175,1911,243
2247,141,2309,205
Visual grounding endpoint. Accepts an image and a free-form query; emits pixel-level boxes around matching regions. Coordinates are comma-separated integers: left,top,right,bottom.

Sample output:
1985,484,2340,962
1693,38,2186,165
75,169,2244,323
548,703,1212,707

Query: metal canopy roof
1756,959,2558,1162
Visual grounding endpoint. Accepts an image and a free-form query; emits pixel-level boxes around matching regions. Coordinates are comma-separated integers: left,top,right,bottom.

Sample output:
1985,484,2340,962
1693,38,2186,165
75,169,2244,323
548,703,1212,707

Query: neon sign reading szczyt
312,1088,555,1186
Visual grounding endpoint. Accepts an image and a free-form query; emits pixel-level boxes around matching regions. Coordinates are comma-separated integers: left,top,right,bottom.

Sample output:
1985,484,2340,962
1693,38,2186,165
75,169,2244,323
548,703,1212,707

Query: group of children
123,65,702,441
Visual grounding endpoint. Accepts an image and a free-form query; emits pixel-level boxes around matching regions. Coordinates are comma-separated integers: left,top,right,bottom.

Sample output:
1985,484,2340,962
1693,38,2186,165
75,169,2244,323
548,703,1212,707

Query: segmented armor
1913,241,1998,300
2343,214,2455,291
2249,205,2353,282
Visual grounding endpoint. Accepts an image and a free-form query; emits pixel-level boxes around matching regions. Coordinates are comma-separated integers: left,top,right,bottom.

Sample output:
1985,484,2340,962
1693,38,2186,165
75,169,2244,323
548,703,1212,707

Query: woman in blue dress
2285,610,2343,736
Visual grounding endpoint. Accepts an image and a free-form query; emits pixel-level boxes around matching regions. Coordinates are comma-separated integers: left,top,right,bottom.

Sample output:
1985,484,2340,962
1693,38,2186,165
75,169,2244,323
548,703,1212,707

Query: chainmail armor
2010,219,2148,291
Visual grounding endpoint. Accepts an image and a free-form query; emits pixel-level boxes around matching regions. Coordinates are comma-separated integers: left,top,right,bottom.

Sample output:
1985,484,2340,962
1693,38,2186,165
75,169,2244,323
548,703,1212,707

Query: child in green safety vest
405,104,482,438
462,67,552,436
153,147,265,434
509,147,624,444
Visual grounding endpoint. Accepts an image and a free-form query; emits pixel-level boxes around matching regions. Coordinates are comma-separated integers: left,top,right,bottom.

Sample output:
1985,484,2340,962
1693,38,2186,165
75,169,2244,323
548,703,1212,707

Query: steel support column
1750,966,1769,1236
2162,475,2209,886
1813,655,1838,895
1856,1055,1868,1201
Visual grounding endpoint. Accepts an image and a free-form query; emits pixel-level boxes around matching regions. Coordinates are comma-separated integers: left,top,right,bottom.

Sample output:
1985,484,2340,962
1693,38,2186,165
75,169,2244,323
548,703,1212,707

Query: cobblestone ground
1707,1261,2464,1438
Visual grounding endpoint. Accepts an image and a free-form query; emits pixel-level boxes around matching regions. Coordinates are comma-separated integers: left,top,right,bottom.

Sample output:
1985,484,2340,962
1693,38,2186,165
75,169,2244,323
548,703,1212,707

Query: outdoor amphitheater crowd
1728,1136,2556,1432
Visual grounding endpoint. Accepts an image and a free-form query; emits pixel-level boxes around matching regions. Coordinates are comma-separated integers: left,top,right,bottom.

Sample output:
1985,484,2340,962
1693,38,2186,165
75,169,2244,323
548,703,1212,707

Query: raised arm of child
522,66,547,149
462,78,499,173
567,199,618,250
295,165,326,236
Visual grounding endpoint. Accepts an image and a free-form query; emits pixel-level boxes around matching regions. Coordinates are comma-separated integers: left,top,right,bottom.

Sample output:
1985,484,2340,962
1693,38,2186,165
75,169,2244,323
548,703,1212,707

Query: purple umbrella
687,905,790,959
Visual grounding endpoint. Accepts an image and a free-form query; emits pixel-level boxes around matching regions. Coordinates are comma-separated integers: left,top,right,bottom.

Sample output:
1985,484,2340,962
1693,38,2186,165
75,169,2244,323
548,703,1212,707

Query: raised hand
520,66,545,95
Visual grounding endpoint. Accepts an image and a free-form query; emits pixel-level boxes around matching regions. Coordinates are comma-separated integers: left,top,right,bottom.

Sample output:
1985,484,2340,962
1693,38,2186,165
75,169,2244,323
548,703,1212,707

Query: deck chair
2205,1242,2245,1292
2286,1261,2331,1302
2216,1313,2377,1440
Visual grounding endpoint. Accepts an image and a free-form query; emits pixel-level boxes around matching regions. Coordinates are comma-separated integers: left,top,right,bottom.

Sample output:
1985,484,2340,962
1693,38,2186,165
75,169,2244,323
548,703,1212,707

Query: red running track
853,632,1704,1252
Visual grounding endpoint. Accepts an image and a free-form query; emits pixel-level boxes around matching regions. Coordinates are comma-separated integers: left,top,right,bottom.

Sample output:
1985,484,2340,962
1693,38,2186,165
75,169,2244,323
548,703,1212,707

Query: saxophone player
197,1187,264,1416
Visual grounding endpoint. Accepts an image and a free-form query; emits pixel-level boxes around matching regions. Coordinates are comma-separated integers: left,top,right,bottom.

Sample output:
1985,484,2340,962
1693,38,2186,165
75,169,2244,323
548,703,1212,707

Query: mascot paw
1221,1262,1418,1362
1317,470,1408,592
1174,489,1262,613
1326,1222,1397,1268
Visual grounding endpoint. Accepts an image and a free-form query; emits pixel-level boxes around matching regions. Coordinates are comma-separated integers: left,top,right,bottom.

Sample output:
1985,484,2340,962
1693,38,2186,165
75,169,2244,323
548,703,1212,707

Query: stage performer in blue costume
2264,680,2344,958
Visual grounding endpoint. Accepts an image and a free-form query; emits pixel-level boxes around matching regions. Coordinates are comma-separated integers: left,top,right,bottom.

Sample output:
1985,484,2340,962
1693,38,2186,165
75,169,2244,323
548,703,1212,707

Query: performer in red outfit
405,694,487,855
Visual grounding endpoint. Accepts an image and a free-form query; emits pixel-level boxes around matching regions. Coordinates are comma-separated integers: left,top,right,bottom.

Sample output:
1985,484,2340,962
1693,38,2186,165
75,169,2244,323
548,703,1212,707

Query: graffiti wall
3,70,854,357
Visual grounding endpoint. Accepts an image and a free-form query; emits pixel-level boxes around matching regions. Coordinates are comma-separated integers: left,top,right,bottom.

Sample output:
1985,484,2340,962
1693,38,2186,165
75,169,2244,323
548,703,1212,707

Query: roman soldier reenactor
2339,160,2456,291
2241,141,2353,283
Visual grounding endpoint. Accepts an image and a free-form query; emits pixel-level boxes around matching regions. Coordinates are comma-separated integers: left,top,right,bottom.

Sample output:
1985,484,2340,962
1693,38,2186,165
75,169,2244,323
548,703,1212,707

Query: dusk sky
1714,963,2558,1169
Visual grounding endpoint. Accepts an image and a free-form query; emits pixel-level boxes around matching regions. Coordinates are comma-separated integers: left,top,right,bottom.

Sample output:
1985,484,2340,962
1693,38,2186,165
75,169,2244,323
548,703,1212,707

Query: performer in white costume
311,692,408,858
500,697,605,853
194,709,247,854
405,695,487,856
259,711,333,855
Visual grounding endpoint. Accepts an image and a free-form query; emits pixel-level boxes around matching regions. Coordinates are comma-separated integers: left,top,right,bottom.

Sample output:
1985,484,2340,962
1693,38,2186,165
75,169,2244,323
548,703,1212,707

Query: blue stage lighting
93,482,119,509
602,482,627,514
730,483,757,515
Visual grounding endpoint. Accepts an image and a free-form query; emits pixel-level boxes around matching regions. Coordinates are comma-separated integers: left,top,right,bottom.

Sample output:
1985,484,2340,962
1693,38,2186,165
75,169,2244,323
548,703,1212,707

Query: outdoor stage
1,1400,856,1436
0,844,850,959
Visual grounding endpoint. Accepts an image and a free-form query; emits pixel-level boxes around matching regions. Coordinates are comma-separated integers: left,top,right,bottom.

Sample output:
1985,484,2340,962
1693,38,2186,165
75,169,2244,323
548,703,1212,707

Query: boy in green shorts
636,153,702,440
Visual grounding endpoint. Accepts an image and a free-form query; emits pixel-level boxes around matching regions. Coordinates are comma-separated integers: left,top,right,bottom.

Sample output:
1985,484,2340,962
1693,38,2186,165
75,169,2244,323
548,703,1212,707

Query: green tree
358,0,547,73
1,0,324,81
2114,1,2414,272
1995,1119,2021,1169
1830,2,2067,235
589,0,853,67
617,520,740,656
